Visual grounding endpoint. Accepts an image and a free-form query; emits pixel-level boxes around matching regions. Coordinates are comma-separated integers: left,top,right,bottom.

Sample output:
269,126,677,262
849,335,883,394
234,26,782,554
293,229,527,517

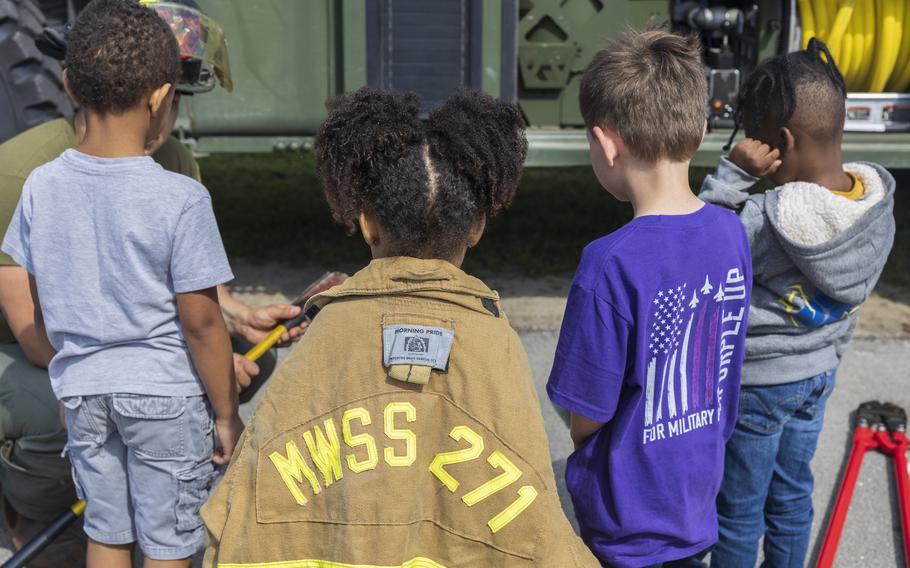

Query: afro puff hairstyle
65,0,181,113
314,88,528,260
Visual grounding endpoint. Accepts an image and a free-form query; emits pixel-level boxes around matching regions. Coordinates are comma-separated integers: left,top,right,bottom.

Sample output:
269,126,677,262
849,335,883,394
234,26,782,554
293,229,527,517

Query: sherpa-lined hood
762,162,895,306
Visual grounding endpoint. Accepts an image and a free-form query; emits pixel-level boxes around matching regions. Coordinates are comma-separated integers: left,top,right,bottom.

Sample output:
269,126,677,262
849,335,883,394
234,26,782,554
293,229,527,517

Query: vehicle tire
0,0,71,144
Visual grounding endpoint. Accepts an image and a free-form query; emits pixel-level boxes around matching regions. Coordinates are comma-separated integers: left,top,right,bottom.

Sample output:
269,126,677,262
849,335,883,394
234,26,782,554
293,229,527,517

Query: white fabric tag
382,324,454,370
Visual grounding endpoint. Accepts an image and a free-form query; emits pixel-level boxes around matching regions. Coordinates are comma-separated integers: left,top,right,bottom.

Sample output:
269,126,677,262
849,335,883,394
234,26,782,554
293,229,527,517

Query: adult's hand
218,285,308,347
240,303,308,346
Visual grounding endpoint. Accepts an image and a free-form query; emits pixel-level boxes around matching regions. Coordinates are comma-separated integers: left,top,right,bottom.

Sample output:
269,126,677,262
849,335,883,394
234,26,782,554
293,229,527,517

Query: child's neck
623,158,703,218
793,146,853,193
77,108,149,158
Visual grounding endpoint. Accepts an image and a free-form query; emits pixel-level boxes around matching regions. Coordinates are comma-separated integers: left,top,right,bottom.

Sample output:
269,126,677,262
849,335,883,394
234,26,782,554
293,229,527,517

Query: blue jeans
712,369,836,568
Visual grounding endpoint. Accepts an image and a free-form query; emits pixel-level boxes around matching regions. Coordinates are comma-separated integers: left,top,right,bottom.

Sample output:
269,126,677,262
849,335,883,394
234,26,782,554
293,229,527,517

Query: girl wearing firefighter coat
201,89,598,568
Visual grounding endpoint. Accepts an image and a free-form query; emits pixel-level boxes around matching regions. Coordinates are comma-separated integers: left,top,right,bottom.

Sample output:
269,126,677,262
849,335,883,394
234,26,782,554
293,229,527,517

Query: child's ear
358,211,381,247
778,126,796,155
591,126,621,167
148,83,174,116
62,69,76,102
467,215,486,249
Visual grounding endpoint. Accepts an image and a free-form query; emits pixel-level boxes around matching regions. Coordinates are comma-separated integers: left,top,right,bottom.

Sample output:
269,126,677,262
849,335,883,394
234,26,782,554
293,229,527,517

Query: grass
200,154,909,285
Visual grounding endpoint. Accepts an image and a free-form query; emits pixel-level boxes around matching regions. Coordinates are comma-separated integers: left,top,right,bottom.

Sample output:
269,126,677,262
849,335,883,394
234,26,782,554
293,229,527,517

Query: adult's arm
219,285,307,391
0,266,55,367
217,284,307,346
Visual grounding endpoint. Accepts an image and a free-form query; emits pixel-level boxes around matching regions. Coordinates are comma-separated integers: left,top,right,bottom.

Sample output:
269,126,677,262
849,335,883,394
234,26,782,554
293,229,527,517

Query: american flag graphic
647,285,685,424
644,275,724,429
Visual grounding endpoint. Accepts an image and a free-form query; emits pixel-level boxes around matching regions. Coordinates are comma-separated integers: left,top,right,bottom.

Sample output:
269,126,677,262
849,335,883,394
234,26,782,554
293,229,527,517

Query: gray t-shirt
1,149,233,399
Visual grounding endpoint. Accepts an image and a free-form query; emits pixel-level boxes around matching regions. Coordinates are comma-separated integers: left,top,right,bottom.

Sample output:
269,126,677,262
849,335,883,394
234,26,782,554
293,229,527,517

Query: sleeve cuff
0,244,32,274
717,156,760,185
546,383,615,424
173,269,234,293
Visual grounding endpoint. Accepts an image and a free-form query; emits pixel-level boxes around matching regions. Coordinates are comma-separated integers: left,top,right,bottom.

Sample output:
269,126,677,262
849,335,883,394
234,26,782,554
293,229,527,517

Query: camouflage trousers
0,338,278,522
0,343,74,522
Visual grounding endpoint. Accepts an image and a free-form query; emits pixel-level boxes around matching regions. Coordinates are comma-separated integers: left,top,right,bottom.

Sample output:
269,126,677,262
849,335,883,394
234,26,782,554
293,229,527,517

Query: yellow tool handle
71,500,86,516
243,325,288,362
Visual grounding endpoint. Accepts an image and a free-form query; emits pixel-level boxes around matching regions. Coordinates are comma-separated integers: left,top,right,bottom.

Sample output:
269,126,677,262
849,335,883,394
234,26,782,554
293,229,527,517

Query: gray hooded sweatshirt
699,158,895,386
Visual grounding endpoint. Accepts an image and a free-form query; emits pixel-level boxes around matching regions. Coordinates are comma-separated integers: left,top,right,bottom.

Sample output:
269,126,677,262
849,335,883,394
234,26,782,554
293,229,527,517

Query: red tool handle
816,425,878,568
889,431,910,568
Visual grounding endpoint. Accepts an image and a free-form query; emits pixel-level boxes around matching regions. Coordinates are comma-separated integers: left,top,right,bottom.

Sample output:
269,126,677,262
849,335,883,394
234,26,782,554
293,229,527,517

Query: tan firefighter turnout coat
201,257,599,568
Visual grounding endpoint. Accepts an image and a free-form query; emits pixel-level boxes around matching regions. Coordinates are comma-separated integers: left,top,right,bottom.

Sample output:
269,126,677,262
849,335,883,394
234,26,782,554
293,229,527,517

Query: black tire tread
0,0,71,144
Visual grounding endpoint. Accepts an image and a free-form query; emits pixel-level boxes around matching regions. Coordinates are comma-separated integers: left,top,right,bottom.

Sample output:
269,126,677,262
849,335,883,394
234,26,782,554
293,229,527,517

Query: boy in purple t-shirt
547,29,752,568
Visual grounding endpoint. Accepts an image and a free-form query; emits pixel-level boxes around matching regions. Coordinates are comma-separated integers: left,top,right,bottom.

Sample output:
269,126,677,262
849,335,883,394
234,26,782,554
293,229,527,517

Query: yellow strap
218,558,446,568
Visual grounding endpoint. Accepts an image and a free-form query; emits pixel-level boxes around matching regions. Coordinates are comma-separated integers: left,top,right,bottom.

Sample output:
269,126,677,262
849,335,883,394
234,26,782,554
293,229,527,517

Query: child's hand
213,414,245,465
728,138,782,178
233,353,258,391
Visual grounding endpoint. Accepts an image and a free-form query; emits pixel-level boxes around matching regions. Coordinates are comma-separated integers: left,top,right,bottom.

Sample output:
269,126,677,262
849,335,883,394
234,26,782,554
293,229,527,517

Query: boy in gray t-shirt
0,1,242,566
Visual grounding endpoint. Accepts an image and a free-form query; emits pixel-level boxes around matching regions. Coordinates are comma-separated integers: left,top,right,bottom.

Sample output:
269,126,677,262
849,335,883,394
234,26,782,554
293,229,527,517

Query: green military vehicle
3,0,910,167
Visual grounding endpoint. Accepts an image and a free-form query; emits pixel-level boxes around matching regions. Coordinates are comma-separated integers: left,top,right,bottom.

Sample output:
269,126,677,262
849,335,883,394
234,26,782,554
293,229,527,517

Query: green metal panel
525,129,910,169
341,0,368,92
756,1,787,61
181,0,334,137
482,0,503,96
181,0,910,169
517,0,667,128
180,0,505,151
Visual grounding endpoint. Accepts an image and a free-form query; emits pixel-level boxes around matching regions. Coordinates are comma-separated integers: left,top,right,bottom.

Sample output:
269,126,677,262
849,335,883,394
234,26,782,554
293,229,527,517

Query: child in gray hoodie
699,38,895,567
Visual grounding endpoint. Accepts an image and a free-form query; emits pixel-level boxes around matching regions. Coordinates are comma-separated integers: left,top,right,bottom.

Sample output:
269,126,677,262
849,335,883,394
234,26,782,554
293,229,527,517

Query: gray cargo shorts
62,394,215,560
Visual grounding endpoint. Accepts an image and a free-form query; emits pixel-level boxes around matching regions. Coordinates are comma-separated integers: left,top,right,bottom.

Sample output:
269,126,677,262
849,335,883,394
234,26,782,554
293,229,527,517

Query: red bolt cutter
817,401,910,568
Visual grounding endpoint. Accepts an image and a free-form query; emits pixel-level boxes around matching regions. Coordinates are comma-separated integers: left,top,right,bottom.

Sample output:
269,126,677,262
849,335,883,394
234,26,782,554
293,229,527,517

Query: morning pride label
382,324,454,370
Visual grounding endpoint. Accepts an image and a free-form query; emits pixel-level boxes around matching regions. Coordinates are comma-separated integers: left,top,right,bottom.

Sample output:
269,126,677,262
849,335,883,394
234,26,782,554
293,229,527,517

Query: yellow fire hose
800,0,910,92
2,272,347,568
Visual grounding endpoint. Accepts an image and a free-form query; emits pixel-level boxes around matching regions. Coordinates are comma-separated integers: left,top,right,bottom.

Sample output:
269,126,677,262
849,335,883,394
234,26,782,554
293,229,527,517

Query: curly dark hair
733,37,847,144
314,88,528,259
65,0,180,113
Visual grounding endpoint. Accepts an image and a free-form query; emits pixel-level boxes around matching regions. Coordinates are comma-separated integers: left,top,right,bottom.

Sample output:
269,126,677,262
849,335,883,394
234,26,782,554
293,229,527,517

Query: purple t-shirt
547,203,751,567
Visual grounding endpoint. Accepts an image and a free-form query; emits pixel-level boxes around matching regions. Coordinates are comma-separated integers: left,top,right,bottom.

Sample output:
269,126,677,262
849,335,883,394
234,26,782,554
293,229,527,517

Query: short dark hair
737,38,847,143
579,28,708,162
314,88,527,259
65,0,181,113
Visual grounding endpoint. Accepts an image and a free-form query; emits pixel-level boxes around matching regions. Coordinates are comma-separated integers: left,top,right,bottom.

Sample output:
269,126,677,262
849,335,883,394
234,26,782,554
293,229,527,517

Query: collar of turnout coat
307,256,504,319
